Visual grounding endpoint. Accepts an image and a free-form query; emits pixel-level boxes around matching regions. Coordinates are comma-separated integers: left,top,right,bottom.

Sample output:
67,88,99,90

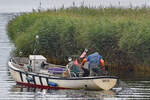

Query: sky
0,0,149,13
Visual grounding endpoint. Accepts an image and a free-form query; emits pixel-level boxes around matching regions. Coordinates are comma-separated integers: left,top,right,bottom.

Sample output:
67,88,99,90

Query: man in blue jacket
81,52,105,76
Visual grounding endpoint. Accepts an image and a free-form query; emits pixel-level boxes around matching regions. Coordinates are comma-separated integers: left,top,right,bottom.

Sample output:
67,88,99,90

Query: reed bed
7,7,150,67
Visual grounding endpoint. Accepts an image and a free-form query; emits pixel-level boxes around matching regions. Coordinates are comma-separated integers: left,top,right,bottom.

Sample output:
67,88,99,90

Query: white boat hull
8,61,118,90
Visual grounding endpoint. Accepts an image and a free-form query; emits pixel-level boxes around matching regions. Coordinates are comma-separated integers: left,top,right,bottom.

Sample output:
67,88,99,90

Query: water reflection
10,84,116,99
9,80,150,99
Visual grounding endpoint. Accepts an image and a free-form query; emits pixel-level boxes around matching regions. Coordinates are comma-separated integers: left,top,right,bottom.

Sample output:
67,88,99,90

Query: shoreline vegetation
7,6,150,73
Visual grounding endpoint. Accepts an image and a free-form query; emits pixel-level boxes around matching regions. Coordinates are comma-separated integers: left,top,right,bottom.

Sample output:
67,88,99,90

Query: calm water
0,13,150,100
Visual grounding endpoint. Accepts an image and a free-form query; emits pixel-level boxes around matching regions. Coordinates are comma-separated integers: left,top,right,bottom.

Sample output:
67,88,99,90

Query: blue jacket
87,52,102,68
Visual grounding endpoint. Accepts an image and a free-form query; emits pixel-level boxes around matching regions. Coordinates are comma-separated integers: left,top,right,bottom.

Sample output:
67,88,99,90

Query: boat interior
10,57,84,77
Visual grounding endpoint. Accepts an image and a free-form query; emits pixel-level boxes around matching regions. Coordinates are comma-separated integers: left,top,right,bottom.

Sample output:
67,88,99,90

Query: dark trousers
82,67,90,77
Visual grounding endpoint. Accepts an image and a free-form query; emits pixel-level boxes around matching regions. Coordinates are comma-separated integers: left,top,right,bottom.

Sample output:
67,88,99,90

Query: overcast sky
0,0,149,13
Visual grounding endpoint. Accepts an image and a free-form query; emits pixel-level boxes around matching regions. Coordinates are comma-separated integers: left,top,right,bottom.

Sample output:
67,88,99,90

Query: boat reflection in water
10,84,116,99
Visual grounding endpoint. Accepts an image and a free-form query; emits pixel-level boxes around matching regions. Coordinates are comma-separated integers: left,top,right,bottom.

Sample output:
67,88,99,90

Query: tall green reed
7,7,150,66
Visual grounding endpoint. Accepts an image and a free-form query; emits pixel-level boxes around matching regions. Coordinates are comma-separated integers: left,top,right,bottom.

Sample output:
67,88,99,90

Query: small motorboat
8,55,118,90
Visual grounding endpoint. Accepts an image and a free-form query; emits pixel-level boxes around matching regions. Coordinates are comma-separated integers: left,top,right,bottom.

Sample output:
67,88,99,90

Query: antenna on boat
33,35,39,71
33,35,39,55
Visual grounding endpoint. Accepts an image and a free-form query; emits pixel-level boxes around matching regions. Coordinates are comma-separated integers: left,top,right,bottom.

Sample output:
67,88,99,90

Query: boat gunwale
8,60,119,80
